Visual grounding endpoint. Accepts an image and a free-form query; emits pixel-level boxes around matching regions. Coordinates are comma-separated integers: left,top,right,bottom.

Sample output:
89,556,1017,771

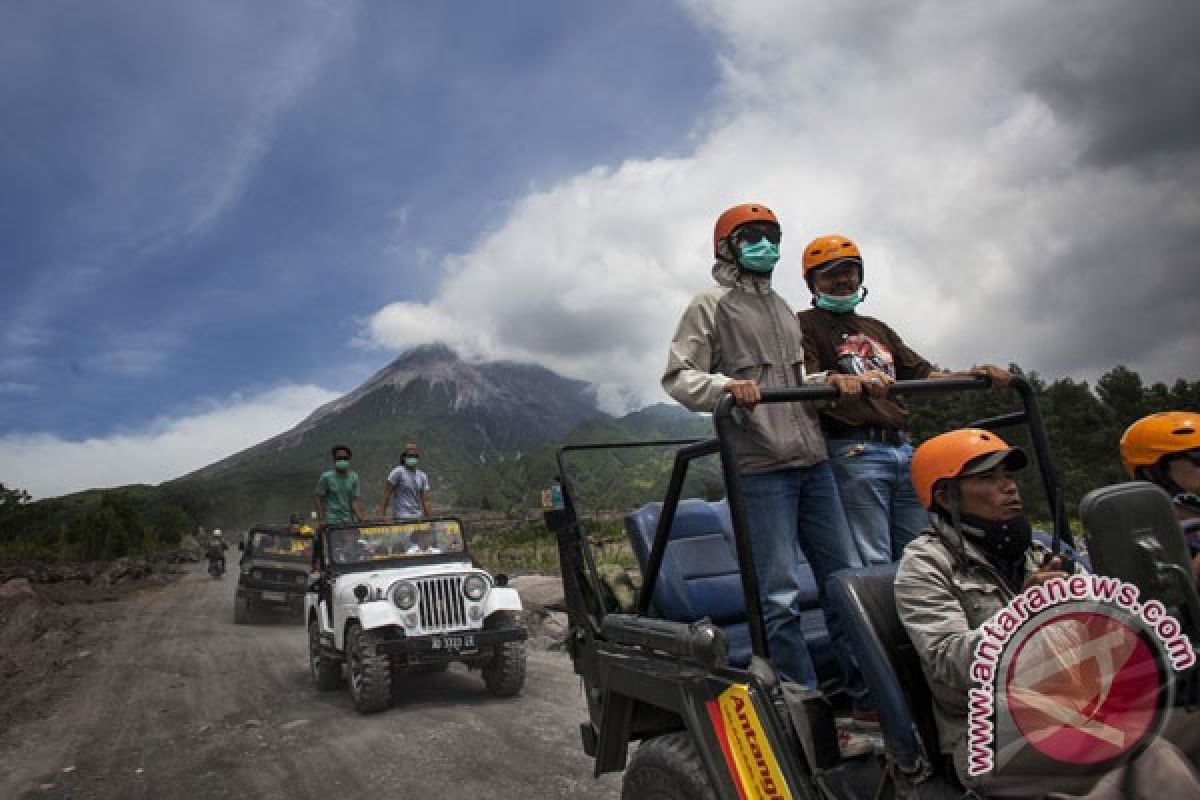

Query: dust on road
0,567,619,799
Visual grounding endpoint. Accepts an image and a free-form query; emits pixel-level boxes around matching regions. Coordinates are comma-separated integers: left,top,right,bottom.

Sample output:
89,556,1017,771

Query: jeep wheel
234,596,251,625
481,611,526,697
347,623,392,713
622,732,716,800
309,618,341,690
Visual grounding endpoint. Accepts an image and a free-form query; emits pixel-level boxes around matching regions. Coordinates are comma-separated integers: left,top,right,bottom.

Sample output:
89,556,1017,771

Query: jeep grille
416,576,467,633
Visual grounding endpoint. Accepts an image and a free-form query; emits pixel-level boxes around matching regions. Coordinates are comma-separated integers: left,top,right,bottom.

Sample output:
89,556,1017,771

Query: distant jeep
235,524,313,623
305,517,527,713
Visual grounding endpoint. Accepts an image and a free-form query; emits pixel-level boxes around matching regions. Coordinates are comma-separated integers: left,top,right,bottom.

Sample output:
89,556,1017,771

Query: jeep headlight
391,580,418,610
462,574,487,602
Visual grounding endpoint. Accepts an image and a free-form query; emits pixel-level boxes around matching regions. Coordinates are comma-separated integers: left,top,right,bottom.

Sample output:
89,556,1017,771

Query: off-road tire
234,596,251,625
481,611,526,697
622,732,716,800
347,623,392,713
309,618,342,690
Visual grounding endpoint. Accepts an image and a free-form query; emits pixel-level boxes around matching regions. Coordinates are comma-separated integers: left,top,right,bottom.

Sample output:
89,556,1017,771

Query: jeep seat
828,565,965,798
624,498,836,681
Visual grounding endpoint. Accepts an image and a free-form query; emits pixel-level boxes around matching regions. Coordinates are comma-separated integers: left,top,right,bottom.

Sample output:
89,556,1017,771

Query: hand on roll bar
723,378,763,408
827,371,893,398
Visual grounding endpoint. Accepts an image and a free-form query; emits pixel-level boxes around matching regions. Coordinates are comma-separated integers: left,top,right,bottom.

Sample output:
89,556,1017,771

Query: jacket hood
712,260,773,293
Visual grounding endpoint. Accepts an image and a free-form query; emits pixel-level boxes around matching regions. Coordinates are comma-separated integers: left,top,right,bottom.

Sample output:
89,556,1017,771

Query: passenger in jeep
1120,412,1200,583
896,428,1199,797
662,203,879,754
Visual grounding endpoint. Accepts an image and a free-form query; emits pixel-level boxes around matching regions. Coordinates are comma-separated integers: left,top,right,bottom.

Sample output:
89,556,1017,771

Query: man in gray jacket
662,202,876,724
897,428,1199,797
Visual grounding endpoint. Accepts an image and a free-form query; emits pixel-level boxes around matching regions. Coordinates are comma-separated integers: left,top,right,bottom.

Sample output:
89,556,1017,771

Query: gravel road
0,566,619,799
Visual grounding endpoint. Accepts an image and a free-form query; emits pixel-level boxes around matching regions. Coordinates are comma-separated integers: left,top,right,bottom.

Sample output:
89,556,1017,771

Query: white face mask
403,456,418,468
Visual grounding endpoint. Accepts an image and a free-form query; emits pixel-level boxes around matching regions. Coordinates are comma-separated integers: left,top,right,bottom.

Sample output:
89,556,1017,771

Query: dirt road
0,567,619,799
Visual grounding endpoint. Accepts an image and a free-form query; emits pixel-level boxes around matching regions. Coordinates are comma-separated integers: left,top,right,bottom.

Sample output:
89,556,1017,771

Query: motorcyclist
205,531,226,574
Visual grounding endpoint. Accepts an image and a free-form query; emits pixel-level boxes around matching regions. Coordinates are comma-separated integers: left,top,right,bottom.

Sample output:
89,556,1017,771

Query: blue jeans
740,463,866,695
828,439,931,564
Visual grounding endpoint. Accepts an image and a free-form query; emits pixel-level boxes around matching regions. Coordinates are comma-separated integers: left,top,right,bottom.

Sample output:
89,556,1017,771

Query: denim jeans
740,462,866,695
828,439,931,564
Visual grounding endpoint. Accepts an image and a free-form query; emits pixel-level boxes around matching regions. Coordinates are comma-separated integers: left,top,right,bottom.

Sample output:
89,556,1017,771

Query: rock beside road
511,574,568,650
0,549,198,587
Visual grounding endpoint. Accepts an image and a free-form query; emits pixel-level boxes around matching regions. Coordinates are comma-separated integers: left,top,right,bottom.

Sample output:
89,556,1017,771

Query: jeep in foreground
305,517,527,713
235,524,313,623
543,377,1197,799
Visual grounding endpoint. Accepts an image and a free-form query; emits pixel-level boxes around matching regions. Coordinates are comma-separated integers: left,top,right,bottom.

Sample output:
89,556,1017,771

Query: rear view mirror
1081,481,1200,643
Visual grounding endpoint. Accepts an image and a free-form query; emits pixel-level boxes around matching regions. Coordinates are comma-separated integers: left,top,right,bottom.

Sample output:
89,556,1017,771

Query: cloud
0,385,339,500
363,0,1199,409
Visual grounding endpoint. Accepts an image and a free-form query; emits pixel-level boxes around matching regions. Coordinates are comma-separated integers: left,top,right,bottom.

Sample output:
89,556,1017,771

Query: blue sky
1,1,716,439
3,1,1197,499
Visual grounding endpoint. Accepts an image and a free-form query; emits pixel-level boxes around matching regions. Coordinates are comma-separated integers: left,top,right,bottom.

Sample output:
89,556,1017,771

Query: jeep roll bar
556,374,1068,667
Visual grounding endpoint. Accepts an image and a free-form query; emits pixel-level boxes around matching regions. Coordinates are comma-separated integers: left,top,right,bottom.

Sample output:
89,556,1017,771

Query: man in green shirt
314,444,363,525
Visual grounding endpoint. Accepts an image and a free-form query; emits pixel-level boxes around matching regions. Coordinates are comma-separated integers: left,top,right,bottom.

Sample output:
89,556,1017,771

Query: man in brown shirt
796,234,1010,569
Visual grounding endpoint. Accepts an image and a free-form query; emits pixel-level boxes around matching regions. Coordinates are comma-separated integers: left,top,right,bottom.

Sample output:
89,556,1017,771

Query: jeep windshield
328,520,466,566
249,531,312,562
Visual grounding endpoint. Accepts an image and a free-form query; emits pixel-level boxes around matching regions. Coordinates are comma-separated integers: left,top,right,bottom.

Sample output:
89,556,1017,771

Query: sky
2,0,1197,499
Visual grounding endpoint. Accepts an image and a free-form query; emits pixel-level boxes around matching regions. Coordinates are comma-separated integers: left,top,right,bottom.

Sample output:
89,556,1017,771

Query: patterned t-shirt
796,307,934,431
386,466,430,519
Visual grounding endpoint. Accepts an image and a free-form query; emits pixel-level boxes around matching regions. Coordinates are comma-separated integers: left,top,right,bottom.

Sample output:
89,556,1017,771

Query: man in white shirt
379,443,432,520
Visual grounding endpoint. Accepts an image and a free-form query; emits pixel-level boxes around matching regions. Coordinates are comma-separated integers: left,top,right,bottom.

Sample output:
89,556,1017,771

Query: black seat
829,565,965,797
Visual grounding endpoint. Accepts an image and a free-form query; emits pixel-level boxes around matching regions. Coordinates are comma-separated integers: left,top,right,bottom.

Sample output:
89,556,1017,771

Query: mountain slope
165,344,607,526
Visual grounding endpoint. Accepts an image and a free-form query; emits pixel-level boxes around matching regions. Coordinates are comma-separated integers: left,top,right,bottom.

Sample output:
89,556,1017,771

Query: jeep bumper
375,628,527,658
236,586,305,606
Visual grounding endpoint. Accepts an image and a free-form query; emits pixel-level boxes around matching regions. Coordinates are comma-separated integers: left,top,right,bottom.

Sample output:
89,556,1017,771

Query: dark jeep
235,524,314,624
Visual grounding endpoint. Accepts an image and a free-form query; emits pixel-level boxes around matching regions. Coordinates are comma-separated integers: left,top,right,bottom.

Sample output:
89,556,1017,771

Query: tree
0,483,32,511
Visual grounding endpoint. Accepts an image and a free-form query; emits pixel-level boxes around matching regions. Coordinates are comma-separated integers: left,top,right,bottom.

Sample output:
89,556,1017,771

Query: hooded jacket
662,261,827,474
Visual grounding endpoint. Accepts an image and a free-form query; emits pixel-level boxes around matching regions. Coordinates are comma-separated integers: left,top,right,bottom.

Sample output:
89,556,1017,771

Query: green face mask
815,288,864,313
334,459,350,471
737,240,780,273
403,457,419,468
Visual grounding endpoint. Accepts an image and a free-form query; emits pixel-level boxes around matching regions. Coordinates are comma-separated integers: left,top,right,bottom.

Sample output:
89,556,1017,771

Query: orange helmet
802,234,862,280
713,203,779,259
911,428,1028,510
1119,412,1200,478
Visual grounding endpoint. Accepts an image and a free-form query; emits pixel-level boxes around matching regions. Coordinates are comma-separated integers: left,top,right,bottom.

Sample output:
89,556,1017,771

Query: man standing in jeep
662,203,879,751
379,443,432,520
314,444,362,525
796,234,1011,569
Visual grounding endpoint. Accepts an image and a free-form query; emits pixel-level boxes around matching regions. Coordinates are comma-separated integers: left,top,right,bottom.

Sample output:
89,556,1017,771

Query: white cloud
0,385,339,500
363,0,1198,409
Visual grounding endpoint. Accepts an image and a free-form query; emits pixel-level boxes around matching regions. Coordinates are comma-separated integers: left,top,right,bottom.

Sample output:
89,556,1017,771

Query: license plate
430,634,476,653
261,591,286,602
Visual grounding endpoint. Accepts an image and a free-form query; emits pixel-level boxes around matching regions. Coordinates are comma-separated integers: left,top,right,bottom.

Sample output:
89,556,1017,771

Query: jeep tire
234,595,251,625
622,732,716,800
347,623,392,713
309,618,341,691
481,611,526,697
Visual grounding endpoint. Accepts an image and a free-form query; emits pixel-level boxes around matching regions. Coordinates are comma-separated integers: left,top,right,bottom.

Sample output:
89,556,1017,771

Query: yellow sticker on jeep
705,684,792,799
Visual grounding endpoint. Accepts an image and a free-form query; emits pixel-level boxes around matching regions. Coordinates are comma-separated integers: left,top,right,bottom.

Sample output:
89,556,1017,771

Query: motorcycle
208,558,225,579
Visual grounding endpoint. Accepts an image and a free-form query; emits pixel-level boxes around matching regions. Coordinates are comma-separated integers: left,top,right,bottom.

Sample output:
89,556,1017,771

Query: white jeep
305,517,527,713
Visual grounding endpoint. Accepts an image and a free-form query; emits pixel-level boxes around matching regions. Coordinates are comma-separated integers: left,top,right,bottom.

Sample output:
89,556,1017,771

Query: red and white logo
1004,610,1163,766
967,575,1192,777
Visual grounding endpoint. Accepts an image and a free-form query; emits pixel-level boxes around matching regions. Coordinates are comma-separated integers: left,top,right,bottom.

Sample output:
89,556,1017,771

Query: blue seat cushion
625,498,833,676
